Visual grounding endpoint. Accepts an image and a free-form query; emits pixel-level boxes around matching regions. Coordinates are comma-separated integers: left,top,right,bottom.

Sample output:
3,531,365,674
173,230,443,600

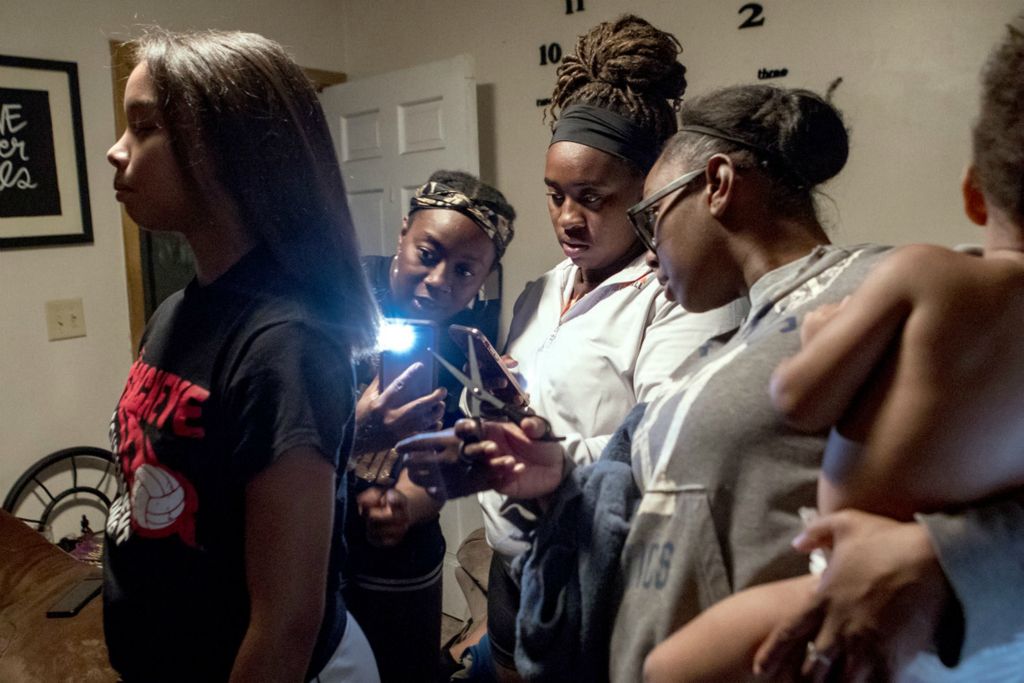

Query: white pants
313,611,380,682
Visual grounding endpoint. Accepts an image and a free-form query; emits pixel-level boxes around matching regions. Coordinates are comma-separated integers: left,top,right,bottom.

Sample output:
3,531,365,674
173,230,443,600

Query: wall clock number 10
539,43,563,66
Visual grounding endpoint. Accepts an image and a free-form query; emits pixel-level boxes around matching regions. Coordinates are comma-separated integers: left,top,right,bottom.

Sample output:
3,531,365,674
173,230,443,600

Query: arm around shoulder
770,248,923,433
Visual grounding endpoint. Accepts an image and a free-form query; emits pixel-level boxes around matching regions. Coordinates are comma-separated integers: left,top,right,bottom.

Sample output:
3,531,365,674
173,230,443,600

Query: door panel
320,54,480,257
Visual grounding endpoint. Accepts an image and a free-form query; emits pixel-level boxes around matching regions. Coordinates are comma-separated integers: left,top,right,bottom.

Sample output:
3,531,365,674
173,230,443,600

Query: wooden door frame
109,41,144,350
109,40,346,351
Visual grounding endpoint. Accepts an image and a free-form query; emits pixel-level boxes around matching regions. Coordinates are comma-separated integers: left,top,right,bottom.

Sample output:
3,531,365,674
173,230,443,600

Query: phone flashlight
378,318,438,398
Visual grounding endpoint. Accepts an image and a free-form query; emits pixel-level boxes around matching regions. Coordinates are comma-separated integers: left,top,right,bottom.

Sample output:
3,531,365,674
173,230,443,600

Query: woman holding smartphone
347,170,516,683
474,15,746,680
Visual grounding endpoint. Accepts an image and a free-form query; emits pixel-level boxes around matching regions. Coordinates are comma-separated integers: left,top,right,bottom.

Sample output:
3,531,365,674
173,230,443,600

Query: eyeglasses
627,167,706,252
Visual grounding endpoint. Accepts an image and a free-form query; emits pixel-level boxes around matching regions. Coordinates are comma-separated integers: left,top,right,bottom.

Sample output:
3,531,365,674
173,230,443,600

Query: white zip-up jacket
479,255,748,558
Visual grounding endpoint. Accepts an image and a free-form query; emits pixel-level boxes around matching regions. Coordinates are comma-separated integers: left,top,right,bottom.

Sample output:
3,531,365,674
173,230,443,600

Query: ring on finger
805,641,833,669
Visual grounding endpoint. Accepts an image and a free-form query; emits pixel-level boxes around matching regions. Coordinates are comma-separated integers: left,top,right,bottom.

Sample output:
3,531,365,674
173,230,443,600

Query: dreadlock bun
547,14,686,146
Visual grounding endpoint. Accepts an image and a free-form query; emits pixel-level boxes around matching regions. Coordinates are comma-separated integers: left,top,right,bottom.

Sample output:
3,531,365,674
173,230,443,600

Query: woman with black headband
346,170,515,683
471,15,745,681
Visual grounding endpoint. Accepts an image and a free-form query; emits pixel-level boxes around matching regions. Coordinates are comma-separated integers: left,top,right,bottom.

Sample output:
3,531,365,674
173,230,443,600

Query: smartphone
46,574,103,618
379,318,438,399
448,324,528,404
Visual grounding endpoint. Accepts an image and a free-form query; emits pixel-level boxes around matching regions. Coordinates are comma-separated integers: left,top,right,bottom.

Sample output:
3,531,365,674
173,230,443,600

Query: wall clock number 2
738,3,765,29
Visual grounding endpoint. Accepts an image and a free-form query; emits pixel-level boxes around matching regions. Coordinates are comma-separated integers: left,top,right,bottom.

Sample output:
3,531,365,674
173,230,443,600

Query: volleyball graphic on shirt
131,463,186,531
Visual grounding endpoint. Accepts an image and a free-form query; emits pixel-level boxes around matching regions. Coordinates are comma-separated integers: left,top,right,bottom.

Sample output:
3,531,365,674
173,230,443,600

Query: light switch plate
45,298,86,341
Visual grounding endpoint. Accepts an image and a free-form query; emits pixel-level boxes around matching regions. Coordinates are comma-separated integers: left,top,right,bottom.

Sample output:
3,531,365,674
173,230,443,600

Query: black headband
678,125,773,158
550,104,660,172
679,124,807,187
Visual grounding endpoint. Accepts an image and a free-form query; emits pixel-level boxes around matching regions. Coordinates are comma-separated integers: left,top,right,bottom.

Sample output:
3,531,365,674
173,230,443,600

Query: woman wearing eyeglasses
410,84,893,682
615,85,891,683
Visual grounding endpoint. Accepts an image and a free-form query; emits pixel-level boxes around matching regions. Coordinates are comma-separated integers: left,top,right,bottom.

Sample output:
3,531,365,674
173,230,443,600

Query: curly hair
973,16,1024,223
546,14,686,149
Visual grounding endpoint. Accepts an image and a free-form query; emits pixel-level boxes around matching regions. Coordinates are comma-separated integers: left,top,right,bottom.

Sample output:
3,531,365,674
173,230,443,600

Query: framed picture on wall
0,54,92,249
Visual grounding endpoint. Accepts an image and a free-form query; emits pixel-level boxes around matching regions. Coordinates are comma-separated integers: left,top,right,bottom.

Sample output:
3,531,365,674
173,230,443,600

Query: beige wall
0,0,347,497
1,0,1018,498
338,0,1018,336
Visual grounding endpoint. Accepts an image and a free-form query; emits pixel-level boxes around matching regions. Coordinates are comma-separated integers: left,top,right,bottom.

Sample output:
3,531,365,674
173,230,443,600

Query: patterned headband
409,181,514,259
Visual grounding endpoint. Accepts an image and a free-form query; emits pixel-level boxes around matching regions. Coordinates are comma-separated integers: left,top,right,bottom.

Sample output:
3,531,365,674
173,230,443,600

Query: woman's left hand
398,417,569,501
354,367,447,453
753,510,951,681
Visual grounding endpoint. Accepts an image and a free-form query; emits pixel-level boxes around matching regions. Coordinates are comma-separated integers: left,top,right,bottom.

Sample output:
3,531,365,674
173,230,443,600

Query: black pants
345,570,443,683
486,553,520,671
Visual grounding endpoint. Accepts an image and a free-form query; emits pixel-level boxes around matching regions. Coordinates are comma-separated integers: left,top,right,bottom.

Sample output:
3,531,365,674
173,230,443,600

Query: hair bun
548,15,686,146
589,15,687,102
680,85,849,190
774,89,849,186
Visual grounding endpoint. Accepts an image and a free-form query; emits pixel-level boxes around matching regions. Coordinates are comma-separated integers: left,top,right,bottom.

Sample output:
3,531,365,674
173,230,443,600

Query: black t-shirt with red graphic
103,247,356,682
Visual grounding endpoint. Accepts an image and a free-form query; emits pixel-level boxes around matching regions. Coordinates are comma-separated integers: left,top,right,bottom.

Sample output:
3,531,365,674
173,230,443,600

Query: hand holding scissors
434,336,562,444
396,330,565,500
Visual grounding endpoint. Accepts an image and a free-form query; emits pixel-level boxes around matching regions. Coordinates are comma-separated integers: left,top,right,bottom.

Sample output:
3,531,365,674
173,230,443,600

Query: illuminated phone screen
378,318,438,398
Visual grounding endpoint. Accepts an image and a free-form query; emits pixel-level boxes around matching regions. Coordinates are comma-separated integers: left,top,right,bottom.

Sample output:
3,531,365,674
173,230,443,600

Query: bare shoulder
843,244,949,302
895,245,1024,359
872,244,965,283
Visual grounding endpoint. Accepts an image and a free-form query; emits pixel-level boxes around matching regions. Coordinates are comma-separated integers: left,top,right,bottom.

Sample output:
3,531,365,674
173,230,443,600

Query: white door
320,56,485,620
320,54,479,255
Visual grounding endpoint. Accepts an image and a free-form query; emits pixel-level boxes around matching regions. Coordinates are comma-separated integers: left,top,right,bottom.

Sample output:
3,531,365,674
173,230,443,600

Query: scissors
432,332,563,443
395,339,561,500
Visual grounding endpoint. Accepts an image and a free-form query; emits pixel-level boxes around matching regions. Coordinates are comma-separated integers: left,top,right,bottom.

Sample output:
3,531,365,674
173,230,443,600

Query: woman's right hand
397,417,568,501
799,297,850,347
354,363,447,454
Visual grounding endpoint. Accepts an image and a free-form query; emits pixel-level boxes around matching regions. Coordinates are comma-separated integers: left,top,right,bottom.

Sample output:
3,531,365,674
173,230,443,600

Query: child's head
116,29,376,348
970,16,1024,227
